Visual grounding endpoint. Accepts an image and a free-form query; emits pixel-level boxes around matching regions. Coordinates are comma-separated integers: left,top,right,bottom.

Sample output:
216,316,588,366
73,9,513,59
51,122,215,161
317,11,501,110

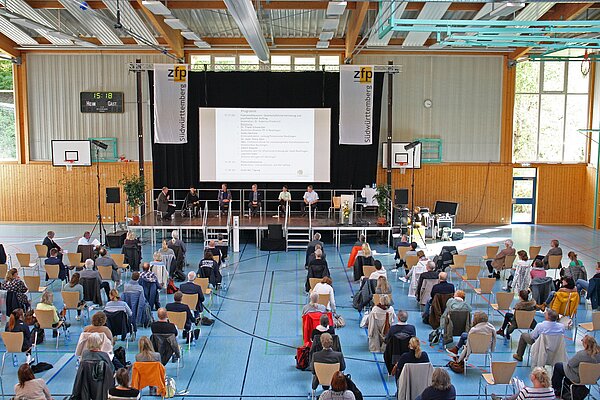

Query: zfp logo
167,65,187,82
353,67,372,84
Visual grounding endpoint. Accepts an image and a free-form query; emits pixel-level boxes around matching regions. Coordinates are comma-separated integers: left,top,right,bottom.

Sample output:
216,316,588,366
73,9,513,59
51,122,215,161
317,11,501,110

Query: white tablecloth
361,187,378,206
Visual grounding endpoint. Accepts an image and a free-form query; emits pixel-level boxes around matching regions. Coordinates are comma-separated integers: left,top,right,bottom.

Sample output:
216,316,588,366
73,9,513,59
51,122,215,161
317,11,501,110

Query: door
512,168,537,224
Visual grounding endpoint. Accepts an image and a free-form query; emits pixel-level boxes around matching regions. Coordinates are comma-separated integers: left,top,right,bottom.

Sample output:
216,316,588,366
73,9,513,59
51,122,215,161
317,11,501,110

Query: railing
284,203,290,234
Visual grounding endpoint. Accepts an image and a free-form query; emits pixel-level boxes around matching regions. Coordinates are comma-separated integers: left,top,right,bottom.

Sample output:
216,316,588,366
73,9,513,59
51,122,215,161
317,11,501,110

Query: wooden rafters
135,0,184,59
509,2,594,60
345,1,369,62
0,33,20,58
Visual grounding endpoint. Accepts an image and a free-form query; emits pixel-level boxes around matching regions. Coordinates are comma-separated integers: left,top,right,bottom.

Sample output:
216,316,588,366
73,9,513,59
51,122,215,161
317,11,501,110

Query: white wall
27,53,172,161
354,54,504,162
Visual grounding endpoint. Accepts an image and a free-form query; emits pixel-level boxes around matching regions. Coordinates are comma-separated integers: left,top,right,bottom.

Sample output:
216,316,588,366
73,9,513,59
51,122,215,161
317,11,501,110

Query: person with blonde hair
353,242,375,281
394,337,429,389
492,367,553,400
135,336,160,362
36,290,69,335
375,276,392,296
312,276,336,312
417,368,456,400
104,289,132,317
551,335,600,394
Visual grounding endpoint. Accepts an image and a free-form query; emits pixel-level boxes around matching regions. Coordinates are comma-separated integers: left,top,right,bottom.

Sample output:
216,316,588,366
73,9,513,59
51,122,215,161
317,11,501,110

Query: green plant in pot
119,174,146,225
374,184,391,225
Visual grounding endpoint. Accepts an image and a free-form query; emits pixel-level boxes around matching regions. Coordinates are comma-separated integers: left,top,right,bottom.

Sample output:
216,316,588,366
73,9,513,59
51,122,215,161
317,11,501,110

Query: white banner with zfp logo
339,65,374,145
154,64,188,144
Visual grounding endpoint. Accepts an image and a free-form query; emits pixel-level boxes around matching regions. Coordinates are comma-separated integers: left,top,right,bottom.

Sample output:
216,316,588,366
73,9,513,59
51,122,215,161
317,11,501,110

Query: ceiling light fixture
141,0,172,16
181,31,200,41
487,2,525,18
163,18,187,30
326,1,347,17
223,0,269,61
319,31,334,41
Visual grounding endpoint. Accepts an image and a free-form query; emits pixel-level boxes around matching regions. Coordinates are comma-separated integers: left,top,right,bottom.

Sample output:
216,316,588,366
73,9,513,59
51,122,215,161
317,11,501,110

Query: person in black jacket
180,272,205,317
198,250,222,288
247,184,263,217
45,248,68,281
183,187,201,217
305,249,330,292
165,292,195,341
0,243,6,265
394,337,429,391
5,308,32,362
42,231,62,259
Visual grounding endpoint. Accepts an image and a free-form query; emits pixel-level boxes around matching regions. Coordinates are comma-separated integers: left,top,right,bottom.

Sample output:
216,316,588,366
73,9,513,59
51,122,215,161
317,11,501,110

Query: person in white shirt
276,185,291,218
312,276,336,313
302,185,319,217
369,260,387,280
78,231,100,247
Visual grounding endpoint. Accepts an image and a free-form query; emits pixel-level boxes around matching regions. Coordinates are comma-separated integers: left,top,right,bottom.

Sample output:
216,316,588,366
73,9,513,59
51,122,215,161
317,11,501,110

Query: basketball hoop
397,162,408,175
65,160,75,171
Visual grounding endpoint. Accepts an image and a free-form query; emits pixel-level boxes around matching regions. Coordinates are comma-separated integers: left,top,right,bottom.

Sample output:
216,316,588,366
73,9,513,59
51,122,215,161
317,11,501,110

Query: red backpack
166,278,179,294
295,342,311,370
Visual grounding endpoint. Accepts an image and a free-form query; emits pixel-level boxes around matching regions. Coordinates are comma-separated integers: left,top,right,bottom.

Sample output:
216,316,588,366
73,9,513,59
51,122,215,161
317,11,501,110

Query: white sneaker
26,354,32,364
399,277,408,283
76,315,81,321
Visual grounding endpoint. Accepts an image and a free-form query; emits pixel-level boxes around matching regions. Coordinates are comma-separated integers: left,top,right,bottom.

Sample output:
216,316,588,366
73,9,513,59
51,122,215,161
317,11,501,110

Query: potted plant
374,184,391,225
119,174,146,225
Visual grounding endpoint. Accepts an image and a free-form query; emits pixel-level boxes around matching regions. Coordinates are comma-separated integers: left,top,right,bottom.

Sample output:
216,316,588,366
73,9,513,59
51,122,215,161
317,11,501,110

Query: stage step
286,229,310,251
205,227,229,246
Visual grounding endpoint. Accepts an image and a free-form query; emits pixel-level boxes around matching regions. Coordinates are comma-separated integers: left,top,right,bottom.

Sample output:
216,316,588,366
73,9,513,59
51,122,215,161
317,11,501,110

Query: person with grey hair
302,292,326,315
306,249,330,292
79,258,111,299
385,310,416,343
417,368,456,400
180,271,204,316
422,272,455,319
416,261,440,302
310,333,345,390
170,230,187,253
81,332,115,372
311,313,335,340
487,239,516,279
306,232,325,267
513,308,565,362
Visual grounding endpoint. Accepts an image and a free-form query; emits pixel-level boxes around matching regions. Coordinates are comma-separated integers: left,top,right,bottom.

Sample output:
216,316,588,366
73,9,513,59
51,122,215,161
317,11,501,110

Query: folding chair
510,310,536,350
491,292,514,323
311,362,340,400
317,293,330,308
181,293,199,315
461,265,481,290
560,362,600,400
35,308,64,349
308,278,321,293
577,311,600,339
34,245,48,273
479,361,517,398
397,246,410,261
0,332,35,374
43,264,60,286
111,253,129,282
528,246,541,260
23,275,46,301
66,252,84,270
167,311,193,350
500,255,516,280
482,246,499,262
362,265,376,279
194,277,213,305
0,264,7,281
548,255,562,279
405,256,419,271
62,291,86,323
464,332,493,375
451,254,467,281
473,278,496,310
16,253,37,275
328,197,341,219
97,265,114,289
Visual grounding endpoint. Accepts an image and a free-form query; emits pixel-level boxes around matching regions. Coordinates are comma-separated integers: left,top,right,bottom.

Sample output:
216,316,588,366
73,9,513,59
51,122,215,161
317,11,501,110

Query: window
190,55,210,71
189,54,340,72
513,61,589,163
213,56,236,71
319,55,340,71
294,57,316,71
270,55,291,72
239,55,260,71
0,60,16,160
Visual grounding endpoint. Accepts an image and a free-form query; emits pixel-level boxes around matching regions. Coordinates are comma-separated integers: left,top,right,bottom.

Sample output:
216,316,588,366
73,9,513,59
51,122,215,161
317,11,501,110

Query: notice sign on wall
339,65,374,145
154,64,188,144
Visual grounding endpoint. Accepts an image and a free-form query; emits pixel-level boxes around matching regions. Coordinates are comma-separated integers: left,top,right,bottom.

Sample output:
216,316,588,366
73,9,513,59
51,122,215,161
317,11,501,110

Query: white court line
42,353,75,384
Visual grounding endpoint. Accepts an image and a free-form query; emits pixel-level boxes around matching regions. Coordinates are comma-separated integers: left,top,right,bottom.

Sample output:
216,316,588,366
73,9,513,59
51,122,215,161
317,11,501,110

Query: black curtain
150,71,384,191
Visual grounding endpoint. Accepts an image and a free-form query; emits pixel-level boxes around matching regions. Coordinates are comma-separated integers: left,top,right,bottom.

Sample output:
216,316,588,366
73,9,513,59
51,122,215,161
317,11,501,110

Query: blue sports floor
0,223,599,399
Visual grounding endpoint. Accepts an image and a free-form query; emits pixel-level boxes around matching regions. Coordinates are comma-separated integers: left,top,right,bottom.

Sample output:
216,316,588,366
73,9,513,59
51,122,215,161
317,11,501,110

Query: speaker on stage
268,224,283,240
395,189,409,206
106,187,120,204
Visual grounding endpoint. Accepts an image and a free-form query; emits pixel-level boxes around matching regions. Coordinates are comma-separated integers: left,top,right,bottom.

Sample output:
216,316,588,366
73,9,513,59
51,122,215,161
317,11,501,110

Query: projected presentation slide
199,108,331,182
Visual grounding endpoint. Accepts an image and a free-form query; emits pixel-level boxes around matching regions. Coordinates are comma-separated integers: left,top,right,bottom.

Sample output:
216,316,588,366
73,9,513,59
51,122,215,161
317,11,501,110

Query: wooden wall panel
535,164,587,225
0,162,153,223
583,166,599,228
377,164,513,224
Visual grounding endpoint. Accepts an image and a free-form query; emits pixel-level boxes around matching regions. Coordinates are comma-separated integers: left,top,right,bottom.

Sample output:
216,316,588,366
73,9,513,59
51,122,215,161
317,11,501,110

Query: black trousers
100,281,110,299
551,362,570,394
163,205,175,219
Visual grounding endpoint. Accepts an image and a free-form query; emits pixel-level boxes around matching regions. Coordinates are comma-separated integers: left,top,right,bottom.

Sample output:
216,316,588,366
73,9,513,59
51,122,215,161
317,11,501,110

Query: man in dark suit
157,187,175,220
166,291,195,341
42,231,62,259
310,333,345,389
180,271,205,317
247,184,263,217
385,310,416,343
423,272,455,318
45,248,68,281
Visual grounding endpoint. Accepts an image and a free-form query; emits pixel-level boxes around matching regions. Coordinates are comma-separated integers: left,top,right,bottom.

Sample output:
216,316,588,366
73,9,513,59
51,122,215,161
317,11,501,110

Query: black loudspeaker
268,224,283,240
106,187,120,204
395,189,409,206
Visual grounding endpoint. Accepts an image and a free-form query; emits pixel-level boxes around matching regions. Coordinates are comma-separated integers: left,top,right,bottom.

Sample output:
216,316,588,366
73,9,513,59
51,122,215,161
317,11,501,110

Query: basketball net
398,162,407,175
65,160,74,172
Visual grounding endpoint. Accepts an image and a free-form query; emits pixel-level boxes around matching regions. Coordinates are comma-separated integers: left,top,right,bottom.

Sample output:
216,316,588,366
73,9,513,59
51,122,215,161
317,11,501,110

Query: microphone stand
92,148,106,245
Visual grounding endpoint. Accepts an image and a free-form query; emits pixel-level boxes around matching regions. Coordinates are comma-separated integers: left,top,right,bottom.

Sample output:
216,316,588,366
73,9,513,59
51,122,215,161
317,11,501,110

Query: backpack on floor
295,343,311,370
345,374,363,400
166,279,179,294
142,304,154,328
164,376,176,398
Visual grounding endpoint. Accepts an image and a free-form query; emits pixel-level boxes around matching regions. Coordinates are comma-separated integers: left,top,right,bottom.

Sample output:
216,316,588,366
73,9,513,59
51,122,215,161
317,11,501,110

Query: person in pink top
530,259,547,280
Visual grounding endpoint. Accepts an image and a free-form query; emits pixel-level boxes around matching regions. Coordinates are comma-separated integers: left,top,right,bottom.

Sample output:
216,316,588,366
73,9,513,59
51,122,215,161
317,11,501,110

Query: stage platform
131,212,392,248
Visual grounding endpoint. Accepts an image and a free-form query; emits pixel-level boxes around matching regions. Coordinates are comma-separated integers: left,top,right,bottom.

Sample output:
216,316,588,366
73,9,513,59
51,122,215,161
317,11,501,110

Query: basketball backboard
382,142,422,169
51,140,92,167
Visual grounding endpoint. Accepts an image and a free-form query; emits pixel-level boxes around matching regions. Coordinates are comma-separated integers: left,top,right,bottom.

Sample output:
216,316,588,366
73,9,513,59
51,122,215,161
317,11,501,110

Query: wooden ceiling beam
0,33,20,58
135,0,184,59
510,2,594,60
345,1,369,61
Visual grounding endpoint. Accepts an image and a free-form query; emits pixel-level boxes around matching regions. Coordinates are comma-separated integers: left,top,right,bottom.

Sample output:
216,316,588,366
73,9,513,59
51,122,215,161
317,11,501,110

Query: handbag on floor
333,313,346,328
359,311,369,328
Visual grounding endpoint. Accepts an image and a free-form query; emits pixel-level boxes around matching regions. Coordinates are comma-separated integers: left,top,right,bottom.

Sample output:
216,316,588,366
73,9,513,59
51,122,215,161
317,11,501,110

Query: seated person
551,335,600,396
183,187,201,217
169,230,187,257
305,249,330,292
319,371,355,400
95,248,121,286
577,261,600,294
496,289,536,339
43,230,62,258
45,248,68,281
79,258,111,300
166,292,196,342
492,367,553,400
109,367,140,400
312,276,336,313
205,241,222,263
1,268,31,310
36,291,69,336
83,311,113,343
417,368,456,400
156,187,175,220
375,276,393,306
448,311,495,365
159,240,175,258
135,336,160,362
302,292,326,315
277,185,291,218
400,250,427,283
542,276,577,310
218,183,231,215
416,262,439,302
513,309,564,362
306,233,325,267
307,244,328,266
80,332,115,374
440,290,472,332
562,251,587,283
5,309,32,364
486,239,516,279
247,184,262,217
150,309,181,363
385,310,416,343
310,333,345,390
62,273,86,320
104,289,133,318
14,363,53,400
180,271,205,317
542,239,562,269
400,241,418,275
198,250,222,288
530,259,547,280
311,313,335,341
141,261,163,289
123,272,144,294
504,250,530,292
394,337,429,390
394,234,410,267
78,231,101,247
422,272,455,319
369,260,387,280
302,185,319,217
216,234,229,267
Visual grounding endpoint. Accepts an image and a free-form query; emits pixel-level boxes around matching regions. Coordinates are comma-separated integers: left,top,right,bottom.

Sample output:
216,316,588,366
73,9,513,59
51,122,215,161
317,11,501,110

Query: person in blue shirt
513,308,565,361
